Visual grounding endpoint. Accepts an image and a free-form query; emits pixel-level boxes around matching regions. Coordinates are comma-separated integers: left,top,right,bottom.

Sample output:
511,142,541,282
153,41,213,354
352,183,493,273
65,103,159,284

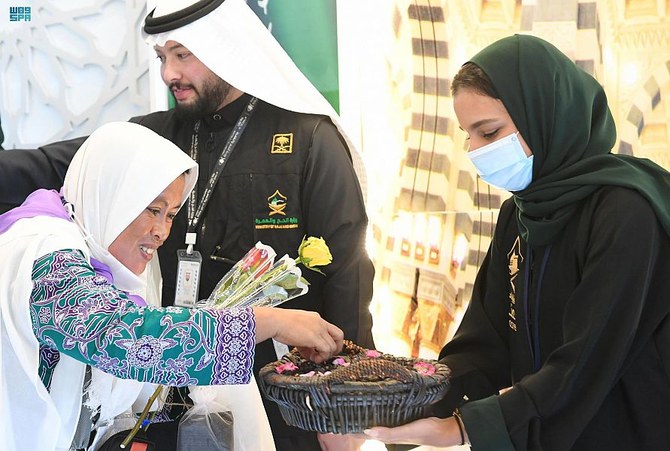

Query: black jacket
437,186,670,450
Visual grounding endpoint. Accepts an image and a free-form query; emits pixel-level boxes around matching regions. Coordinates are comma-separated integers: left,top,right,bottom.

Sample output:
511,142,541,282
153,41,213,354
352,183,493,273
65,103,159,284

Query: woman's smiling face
108,174,185,275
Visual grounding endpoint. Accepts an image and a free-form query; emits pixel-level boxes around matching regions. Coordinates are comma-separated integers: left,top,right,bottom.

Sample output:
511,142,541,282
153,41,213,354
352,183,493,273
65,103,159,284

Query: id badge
174,249,202,308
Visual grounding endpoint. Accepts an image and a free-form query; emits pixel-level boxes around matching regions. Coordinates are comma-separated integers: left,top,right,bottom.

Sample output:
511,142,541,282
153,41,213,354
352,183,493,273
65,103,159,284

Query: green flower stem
121,385,164,448
217,260,291,307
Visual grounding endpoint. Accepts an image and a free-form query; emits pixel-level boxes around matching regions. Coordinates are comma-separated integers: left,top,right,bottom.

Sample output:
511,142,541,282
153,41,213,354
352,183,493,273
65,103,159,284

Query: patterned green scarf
470,34,670,245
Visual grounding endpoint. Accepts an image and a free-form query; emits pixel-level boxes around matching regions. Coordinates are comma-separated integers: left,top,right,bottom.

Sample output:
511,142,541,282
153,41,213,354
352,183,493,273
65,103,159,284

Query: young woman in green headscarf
364,34,670,450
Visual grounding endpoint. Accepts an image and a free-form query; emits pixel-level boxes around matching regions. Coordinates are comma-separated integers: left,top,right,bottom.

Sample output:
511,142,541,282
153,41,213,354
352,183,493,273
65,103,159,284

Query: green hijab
470,34,670,245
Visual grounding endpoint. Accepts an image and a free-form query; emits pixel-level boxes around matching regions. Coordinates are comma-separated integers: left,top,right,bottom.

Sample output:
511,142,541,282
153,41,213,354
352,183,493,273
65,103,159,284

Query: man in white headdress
0,1,374,449
138,2,374,449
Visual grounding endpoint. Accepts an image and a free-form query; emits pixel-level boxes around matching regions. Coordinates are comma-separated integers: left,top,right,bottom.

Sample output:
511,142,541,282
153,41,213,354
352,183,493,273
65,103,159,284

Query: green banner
168,1,340,113
248,0,340,113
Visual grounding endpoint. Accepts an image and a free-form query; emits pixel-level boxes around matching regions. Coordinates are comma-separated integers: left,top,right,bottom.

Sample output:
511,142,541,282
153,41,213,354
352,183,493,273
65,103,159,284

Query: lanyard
185,96,258,249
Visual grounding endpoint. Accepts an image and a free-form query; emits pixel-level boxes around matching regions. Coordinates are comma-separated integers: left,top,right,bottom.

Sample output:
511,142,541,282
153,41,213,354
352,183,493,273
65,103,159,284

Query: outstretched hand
363,417,463,448
253,307,344,362
317,432,365,450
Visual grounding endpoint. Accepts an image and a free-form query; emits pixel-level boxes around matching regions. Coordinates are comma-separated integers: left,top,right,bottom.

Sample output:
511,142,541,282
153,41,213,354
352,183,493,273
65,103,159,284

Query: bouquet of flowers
121,237,332,447
204,235,332,309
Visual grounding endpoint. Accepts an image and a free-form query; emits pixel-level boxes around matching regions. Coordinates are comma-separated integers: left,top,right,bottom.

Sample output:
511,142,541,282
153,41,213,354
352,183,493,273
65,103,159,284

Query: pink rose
365,349,382,358
276,362,298,374
413,362,435,375
332,357,350,366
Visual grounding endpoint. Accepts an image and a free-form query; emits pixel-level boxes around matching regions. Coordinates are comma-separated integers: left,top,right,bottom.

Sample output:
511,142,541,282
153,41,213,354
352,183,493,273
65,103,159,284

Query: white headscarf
0,121,197,450
62,120,197,297
143,0,368,198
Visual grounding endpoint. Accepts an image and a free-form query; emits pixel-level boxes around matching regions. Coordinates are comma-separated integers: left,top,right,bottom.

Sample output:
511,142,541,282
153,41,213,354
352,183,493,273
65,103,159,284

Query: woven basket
258,341,450,434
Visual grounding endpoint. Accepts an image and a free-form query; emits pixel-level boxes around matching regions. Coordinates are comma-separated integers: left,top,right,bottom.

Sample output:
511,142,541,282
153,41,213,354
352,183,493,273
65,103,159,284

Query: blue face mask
467,132,534,191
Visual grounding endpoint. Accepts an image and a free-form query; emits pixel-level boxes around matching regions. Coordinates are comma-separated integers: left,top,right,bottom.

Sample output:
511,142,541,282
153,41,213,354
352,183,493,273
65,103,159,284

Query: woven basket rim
260,361,451,393
259,341,451,392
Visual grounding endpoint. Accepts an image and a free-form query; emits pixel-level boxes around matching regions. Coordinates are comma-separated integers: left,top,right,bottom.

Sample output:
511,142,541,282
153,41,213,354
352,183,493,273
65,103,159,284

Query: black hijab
470,34,670,245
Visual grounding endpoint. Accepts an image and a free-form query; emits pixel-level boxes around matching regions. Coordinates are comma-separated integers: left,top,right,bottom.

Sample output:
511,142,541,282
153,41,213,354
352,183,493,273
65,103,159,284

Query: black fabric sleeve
434,200,517,417
438,188,670,450
0,137,84,213
300,119,375,348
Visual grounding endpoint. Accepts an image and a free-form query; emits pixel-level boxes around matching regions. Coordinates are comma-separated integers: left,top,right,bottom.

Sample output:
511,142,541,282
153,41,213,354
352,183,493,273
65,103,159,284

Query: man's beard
172,75,232,119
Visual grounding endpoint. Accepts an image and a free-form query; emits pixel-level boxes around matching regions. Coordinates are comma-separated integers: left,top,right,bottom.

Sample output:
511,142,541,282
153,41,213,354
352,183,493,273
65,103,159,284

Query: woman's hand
363,416,466,448
253,307,344,362
317,432,365,451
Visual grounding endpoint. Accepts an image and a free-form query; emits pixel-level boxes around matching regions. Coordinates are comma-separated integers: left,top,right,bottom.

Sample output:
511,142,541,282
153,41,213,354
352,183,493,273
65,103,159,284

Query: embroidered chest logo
268,190,287,216
271,133,293,154
255,189,300,230
506,236,524,332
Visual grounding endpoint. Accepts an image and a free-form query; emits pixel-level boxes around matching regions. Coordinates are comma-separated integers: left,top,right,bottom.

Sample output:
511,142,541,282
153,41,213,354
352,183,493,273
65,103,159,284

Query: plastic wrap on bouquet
222,255,308,308
204,242,308,309
206,241,276,306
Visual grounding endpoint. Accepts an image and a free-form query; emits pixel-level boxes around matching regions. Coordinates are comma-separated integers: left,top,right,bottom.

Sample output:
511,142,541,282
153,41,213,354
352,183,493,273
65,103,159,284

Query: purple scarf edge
0,189,146,306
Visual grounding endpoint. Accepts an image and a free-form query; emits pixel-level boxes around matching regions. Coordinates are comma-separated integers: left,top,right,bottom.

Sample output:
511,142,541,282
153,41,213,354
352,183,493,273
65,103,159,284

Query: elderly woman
0,121,342,450
366,35,670,450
